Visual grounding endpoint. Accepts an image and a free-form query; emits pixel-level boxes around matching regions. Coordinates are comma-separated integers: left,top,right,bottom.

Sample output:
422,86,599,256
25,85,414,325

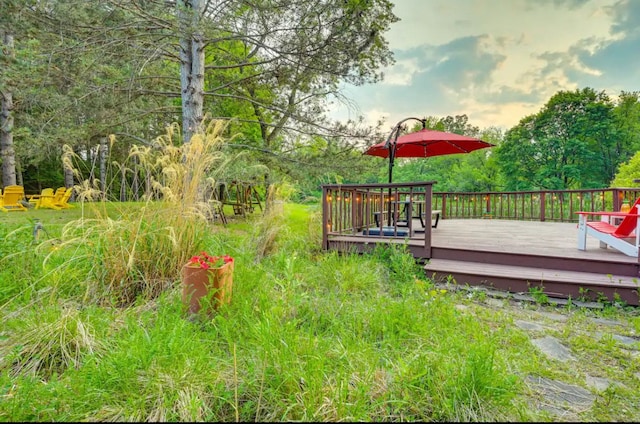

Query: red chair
577,198,640,257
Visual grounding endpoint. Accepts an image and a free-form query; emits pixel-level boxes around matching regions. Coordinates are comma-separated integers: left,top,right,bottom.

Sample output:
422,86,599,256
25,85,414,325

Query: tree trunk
177,0,205,144
263,173,273,213
100,136,108,199
62,148,74,192
120,164,127,201
132,157,139,201
1,31,16,187
16,159,22,187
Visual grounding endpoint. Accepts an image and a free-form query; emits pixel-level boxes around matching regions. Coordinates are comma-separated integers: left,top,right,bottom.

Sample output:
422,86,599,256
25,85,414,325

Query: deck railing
322,182,435,256
321,184,640,253
434,187,640,222
322,184,640,249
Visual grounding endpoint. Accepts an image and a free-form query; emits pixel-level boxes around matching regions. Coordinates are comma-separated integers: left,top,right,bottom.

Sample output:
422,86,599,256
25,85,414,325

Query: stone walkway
444,284,640,422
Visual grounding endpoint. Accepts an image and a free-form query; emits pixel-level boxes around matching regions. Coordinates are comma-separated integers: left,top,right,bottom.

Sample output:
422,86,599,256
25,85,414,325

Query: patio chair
1,185,28,212
52,187,74,209
30,188,63,210
577,198,640,257
52,187,66,202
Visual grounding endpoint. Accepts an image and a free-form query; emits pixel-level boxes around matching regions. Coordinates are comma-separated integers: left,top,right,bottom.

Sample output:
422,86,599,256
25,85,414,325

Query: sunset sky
331,0,640,132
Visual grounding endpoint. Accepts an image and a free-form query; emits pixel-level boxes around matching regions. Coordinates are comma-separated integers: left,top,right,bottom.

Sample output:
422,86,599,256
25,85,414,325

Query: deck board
426,219,638,262
424,259,640,287
332,218,638,263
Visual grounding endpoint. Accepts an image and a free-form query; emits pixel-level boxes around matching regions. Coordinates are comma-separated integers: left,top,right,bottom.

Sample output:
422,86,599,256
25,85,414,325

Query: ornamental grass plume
49,119,236,306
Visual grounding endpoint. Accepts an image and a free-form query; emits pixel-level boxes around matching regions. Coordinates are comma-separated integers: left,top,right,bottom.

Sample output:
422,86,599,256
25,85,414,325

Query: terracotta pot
181,260,234,315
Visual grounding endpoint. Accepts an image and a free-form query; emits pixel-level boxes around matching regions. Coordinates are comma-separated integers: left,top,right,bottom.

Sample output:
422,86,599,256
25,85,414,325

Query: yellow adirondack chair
52,187,66,202
0,188,4,212
52,187,74,209
29,188,60,210
1,185,28,212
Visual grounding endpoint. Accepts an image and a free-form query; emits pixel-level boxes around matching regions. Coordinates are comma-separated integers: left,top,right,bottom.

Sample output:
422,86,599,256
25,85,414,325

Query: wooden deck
325,218,640,306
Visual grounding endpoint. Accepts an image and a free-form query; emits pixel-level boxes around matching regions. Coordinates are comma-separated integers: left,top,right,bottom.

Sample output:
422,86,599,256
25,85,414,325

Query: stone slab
531,336,575,362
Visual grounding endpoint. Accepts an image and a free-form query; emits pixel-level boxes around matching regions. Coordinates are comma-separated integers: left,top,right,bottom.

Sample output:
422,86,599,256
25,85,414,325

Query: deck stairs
424,246,640,306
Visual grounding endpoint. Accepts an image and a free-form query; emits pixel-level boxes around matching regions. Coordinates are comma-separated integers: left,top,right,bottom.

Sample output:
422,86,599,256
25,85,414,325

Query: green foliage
371,243,423,289
612,91,640,164
6,0,640,197
0,202,527,421
495,88,639,191
4,0,403,200
1,304,106,379
252,187,288,261
611,150,640,187
528,285,549,305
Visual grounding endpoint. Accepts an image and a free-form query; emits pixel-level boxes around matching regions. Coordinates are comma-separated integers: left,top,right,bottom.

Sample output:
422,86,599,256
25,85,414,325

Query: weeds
528,285,549,305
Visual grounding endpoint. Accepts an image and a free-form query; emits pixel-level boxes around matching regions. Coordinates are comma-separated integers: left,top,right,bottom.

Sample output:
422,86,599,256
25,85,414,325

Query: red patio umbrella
364,117,495,183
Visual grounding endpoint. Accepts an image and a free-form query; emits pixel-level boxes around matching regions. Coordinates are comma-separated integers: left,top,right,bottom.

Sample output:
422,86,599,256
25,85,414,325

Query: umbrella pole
388,152,393,184
387,149,394,226
384,117,426,227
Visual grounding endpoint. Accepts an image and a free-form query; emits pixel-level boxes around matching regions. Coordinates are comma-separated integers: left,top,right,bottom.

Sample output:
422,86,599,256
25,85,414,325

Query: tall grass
2,303,105,379
46,120,233,306
1,198,534,421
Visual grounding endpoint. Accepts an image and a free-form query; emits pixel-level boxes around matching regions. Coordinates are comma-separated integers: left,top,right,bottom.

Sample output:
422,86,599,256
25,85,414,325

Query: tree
495,88,621,190
176,0,205,144
98,0,397,144
5,0,396,198
0,1,18,186
610,151,640,188
613,91,640,164
494,115,539,191
0,1,179,192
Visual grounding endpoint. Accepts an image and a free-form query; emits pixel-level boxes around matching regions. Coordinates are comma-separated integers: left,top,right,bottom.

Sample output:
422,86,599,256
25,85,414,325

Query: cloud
531,0,640,95
383,35,507,104
609,0,640,36
329,0,635,132
341,32,540,129
521,0,591,10
476,85,541,104
381,58,420,86
429,36,507,91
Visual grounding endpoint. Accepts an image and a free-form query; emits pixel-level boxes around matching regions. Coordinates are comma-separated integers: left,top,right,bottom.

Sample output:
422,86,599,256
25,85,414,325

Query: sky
331,0,640,133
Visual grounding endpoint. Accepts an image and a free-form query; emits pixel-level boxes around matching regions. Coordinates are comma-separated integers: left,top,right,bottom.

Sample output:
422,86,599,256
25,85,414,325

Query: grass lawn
0,201,639,421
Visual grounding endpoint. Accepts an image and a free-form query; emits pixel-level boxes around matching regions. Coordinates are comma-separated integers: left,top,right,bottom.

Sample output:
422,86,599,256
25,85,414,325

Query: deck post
424,184,432,258
351,189,358,234
322,186,329,250
613,188,622,212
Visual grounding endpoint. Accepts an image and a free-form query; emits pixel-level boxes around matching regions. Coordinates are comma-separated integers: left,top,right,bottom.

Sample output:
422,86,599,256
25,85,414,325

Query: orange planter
181,260,234,315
